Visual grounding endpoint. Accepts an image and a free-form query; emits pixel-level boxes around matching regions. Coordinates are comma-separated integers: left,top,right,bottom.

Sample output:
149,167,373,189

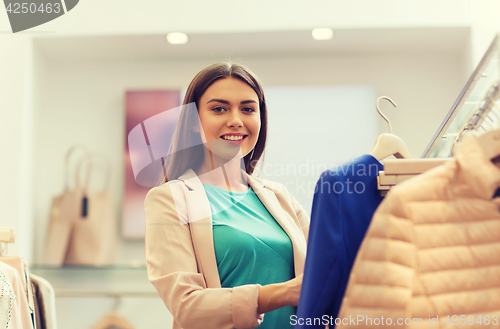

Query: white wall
0,36,34,259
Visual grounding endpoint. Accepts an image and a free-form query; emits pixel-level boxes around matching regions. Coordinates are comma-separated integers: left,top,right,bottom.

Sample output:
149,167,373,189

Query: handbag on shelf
43,144,90,266
64,153,116,266
43,146,117,266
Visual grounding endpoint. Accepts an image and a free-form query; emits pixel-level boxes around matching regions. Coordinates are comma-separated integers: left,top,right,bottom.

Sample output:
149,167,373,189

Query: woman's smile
220,133,248,145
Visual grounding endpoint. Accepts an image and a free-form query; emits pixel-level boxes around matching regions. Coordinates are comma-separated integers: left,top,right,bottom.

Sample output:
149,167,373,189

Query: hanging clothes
0,256,35,329
337,133,500,328
0,265,16,329
296,154,383,329
30,275,57,329
30,280,42,329
0,262,33,329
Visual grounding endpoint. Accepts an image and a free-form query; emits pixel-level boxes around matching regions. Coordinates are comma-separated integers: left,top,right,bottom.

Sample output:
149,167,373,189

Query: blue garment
295,154,383,329
203,184,296,329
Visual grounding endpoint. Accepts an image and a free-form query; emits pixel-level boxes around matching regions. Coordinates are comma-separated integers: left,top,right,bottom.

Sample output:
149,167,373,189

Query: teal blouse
203,183,295,329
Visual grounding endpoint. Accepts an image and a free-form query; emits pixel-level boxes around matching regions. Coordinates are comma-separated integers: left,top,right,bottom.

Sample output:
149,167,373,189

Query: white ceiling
33,27,470,62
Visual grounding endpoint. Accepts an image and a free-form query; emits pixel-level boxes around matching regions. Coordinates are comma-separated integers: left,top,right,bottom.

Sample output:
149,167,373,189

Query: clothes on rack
0,256,36,329
30,275,57,329
0,262,32,329
0,265,16,329
295,154,383,329
337,133,500,328
0,255,56,329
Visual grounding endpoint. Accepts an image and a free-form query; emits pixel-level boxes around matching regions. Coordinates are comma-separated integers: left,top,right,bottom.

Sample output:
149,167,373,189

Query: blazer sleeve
145,183,264,329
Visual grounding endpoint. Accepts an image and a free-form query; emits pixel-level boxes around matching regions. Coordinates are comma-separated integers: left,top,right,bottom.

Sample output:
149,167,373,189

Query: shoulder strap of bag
74,152,112,218
74,153,112,193
64,144,90,192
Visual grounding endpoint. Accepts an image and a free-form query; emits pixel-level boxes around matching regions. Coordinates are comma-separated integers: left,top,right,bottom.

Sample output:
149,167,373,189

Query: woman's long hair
162,62,268,183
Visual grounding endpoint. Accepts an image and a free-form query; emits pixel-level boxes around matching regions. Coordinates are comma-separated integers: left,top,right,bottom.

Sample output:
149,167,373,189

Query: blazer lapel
178,169,222,289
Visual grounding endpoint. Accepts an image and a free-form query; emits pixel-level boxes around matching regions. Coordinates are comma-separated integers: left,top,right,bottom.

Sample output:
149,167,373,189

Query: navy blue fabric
295,154,383,328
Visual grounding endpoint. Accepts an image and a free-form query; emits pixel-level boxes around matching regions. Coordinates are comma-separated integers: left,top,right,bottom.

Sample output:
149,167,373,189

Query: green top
203,183,295,329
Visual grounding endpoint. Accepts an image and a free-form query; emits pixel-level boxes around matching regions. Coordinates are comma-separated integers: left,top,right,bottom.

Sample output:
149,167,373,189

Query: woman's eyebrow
207,98,229,104
206,99,258,105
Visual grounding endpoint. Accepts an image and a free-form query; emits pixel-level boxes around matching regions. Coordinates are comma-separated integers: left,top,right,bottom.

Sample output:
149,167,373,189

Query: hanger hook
376,96,397,134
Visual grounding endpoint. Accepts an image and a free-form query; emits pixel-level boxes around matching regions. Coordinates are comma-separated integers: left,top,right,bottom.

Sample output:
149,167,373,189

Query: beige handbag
64,153,116,266
43,145,90,266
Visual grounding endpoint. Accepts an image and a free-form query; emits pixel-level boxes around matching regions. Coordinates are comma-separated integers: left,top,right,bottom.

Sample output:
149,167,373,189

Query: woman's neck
195,151,249,192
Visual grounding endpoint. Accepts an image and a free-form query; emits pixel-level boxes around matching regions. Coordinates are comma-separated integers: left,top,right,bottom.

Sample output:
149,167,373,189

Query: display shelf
30,265,158,297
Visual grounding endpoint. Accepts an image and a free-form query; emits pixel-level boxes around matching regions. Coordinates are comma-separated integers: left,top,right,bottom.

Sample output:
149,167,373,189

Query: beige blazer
145,169,310,329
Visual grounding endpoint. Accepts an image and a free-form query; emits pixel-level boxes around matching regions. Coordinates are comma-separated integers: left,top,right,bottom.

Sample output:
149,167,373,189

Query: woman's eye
242,107,255,112
213,107,226,113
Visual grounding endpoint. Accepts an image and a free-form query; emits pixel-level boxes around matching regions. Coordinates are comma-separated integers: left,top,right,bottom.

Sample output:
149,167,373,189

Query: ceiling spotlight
166,32,188,45
312,28,334,41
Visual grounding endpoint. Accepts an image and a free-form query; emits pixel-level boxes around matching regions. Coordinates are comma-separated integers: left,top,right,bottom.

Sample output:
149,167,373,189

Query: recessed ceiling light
312,28,334,41
166,32,188,45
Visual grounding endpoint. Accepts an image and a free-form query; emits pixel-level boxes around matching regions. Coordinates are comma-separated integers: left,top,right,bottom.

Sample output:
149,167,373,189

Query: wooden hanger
92,297,134,329
92,312,134,329
369,96,412,160
0,228,15,257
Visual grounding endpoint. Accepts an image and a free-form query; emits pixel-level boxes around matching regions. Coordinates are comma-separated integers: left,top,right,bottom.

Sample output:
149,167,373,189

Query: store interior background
2,0,500,328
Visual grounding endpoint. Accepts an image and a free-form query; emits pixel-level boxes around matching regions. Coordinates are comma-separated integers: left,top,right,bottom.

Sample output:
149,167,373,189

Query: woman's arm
145,183,263,329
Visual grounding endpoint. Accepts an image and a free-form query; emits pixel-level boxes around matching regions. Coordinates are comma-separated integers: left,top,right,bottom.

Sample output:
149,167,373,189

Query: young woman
145,62,310,329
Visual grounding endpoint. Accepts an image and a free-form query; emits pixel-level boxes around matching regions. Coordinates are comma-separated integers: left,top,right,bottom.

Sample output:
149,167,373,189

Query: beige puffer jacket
337,133,500,328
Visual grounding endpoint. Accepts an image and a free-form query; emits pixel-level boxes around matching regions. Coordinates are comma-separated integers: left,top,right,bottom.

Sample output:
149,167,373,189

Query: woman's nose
227,111,243,128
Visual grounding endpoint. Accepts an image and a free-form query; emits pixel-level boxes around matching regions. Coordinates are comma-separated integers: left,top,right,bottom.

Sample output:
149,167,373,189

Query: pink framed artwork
123,90,181,238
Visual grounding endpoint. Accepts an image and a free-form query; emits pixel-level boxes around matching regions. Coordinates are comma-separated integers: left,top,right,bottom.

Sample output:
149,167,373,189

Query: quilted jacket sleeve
145,183,264,329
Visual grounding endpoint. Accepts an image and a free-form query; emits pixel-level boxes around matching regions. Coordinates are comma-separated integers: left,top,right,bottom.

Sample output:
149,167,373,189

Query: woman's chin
208,141,244,159
212,151,245,162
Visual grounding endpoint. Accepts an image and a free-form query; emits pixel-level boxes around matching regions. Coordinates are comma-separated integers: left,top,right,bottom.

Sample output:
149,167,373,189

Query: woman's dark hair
163,62,267,182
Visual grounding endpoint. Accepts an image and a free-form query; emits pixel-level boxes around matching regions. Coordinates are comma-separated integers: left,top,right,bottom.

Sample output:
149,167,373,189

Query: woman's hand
283,273,303,306
257,274,303,314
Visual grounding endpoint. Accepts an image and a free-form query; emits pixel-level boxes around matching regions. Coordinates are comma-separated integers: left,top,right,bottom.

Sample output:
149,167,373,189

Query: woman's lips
220,136,247,145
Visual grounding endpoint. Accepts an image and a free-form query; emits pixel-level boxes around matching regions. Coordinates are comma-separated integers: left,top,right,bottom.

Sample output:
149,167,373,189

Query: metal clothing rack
423,33,500,158
379,82,500,195
452,82,500,153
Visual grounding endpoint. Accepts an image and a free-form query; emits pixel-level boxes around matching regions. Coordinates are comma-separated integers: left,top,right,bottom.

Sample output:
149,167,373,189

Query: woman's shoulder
145,179,187,205
144,179,191,225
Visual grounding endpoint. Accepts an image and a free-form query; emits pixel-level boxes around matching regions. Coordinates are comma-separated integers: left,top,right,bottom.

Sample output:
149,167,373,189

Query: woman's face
196,77,261,161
